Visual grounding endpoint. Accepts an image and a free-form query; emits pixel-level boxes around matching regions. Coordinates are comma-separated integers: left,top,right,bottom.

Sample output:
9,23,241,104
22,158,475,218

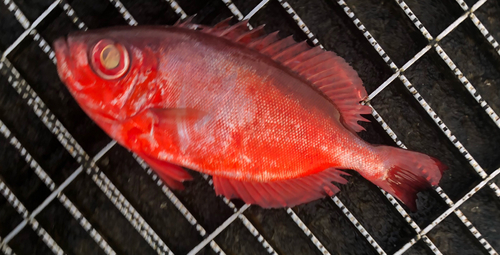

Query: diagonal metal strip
396,0,500,129
0,239,15,255
0,120,117,254
164,0,187,19
369,103,497,255
271,1,441,254
332,0,500,253
201,174,279,255
144,2,279,253
395,165,500,254
221,0,245,21
0,179,65,255
244,0,270,21
187,204,251,255
1,0,58,64
0,139,115,254
454,0,500,56
0,1,176,254
336,0,498,192
0,55,174,255
132,155,227,255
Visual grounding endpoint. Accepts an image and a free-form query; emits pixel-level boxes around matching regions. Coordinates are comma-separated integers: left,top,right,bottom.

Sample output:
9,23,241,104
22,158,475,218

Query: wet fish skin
53,20,446,209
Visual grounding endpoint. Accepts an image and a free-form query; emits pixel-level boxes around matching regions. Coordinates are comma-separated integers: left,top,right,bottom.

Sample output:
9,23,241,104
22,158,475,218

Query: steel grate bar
0,140,115,254
59,0,88,31
164,0,187,20
276,0,322,48
0,239,15,255
0,121,117,255
334,0,500,254
392,0,500,195
187,204,250,255
368,104,443,254
222,2,342,254
336,0,495,184
331,197,386,255
0,53,174,255
369,103,498,255
63,1,227,253
395,166,500,254
285,208,331,255
0,2,174,245
244,0,270,21
454,0,500,56
396,0,500,129
107,0,137,26
201,174,279,255
272,2,443,254
221,0,245,21
1,0,58,64
0,179,65,255
132,154,227,255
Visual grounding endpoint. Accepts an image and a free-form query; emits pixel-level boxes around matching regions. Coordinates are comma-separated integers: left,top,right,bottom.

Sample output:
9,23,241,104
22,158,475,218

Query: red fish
53,18,446,210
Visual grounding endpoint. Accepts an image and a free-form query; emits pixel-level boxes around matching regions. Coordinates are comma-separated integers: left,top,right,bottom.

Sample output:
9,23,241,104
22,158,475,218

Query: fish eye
90,39,130,80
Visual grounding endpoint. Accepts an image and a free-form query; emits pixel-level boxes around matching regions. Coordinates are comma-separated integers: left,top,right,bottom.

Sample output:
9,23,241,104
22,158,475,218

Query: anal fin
213,168,349,208
137,152,193,190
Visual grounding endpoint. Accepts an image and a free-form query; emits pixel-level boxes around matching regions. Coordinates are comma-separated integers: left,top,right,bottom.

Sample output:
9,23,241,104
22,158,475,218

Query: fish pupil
100,45,120,70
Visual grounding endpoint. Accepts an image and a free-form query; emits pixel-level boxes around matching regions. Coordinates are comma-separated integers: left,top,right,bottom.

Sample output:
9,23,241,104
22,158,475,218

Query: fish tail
372,146,447,211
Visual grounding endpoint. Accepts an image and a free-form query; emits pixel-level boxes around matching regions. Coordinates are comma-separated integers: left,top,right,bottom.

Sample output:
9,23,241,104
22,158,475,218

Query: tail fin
372,146,447,211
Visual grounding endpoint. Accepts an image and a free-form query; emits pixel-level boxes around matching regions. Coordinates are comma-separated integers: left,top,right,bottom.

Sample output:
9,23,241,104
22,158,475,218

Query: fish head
53,27,159,124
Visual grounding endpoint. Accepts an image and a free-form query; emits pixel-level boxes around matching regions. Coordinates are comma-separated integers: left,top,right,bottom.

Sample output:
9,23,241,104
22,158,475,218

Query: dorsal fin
174,18,371,132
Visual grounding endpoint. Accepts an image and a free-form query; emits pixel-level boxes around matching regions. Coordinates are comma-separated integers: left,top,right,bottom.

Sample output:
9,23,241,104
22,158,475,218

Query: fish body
54,19,445,209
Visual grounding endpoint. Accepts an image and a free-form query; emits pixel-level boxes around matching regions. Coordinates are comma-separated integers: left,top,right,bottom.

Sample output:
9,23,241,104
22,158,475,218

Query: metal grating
0,0,499,254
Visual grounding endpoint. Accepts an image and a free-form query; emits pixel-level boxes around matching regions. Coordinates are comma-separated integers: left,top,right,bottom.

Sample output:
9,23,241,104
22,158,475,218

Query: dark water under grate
0,0,499,254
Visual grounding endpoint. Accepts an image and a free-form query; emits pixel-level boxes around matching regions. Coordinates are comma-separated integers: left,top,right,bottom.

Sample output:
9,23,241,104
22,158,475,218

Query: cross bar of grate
333,0,500,253
336,0,500,188
396,166,500,254
0,54,174,255
0,120,117,254
0,139,115,253
132,154,227,255
1,0,58,64
0,179,64,255
106,1,278,252
454,0,500,56
396,0,500,128
107,0,137,26
1,1,175,248
392,0,500,195
216,2,359,254
0,239,15,255
187,204,251,255
369,103,497,255
202,174,279,254
272,1,443,254
244,0,269,21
